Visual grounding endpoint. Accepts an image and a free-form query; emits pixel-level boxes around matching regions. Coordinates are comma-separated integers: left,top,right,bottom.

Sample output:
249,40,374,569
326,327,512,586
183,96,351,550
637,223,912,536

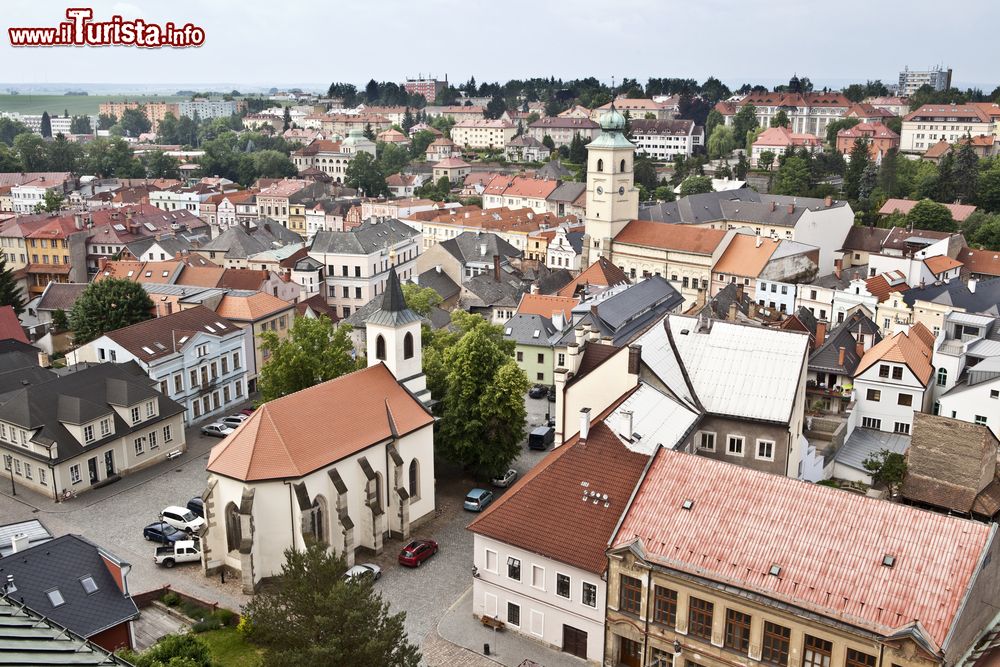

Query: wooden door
562,625,588,659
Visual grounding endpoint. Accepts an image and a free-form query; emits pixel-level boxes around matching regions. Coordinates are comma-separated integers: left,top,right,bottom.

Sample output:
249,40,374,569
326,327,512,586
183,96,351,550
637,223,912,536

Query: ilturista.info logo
8,8,205,48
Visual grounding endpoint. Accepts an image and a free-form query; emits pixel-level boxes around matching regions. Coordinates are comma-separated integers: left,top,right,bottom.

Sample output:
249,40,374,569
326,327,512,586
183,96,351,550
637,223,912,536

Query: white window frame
555,572,571,600
582,581,598,608
130,406,141,424
83,424,95,443
507,556,521,581
99,418,111,437
726,435,745,457
70,464,81,484
696,431,716,452
484,549,498,574
134,436,144,456
163,425,173,442
755,439,775,462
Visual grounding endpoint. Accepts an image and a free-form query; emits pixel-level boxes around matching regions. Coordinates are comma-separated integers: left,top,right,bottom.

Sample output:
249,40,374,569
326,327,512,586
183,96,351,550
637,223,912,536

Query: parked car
143,521,185,545
221,415,249,428
547,385,557,402
186,497,204,518
239,407,256,416
398,539,438,567
528,384,547,399
528,426,555,450
491,469,518,488
154,540,201,568
463,488,495,512
161,506,206,533
201,423,234,438
344,563,382,582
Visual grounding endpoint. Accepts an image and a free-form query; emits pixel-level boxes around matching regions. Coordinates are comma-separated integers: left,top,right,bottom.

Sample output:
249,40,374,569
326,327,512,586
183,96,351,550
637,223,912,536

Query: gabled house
0,535,138,652
807,309,882,414
214,292,296,393
504,313,561,385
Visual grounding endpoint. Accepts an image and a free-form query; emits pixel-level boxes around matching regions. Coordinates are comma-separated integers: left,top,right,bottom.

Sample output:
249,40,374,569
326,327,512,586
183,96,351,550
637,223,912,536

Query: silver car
201,423,234,438
344,563,382,582
491,469,518,488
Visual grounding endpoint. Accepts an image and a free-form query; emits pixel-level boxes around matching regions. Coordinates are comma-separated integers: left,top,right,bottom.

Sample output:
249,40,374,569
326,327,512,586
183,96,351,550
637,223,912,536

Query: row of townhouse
481,176,587,217
418,205,580,255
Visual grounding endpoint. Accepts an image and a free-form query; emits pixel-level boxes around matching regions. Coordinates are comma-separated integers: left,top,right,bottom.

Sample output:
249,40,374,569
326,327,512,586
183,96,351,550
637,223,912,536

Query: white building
900,104,999,154
202,272,435,593
754,278,797,314
176,98,239,120
898,66,952,96
450,119,517,150
70,306,249,425
932,311,1000,437
852,323,936,435
546,226,584,271
629,119,703,160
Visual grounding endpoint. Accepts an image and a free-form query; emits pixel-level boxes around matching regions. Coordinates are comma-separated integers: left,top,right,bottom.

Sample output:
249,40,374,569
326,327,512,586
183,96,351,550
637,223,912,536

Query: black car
528,385,547,399
186,497,205,518
547,385,557,402
143,521,185,545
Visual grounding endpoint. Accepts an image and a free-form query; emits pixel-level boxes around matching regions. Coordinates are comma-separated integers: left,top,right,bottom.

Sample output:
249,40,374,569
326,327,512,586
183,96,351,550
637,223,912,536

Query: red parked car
240,407,256,416
398,539,438,567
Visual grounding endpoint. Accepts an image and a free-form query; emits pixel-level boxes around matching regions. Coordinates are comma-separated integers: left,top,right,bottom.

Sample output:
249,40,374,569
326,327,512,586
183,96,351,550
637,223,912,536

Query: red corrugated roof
0,306,28,344
613,448,992,647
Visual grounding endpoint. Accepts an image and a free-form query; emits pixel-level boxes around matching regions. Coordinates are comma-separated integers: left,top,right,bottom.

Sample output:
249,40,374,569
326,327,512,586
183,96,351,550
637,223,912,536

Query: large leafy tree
0,258,25,316
953,139,980,204
141,150,181,179
825,117,860,146
977,163,1000,213
14,133,48,171
45,134,82,172
434,312,528,477
862,448,907,496
345,151,388,197
119,107,152,137
732,104,759,143
258,316,360,403
769,110,790,128
242,543,420,667
773,155,812,196
69,115,92,134
707,125,735,159
704,109,724,141
844,139,872,201
70,278,154,344
0,118,32,145
400,283,442,316
680,175,713,196
906,199,956,232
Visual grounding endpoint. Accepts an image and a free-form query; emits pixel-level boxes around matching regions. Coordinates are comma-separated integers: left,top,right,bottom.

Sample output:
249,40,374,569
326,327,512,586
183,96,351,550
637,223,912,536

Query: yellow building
604,447,1000,667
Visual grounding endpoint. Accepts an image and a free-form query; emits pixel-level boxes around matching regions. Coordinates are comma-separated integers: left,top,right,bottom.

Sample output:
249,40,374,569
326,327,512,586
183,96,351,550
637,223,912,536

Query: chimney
10,533,29,554
493,254,500,281
619,410,633,438
816,321,827,347
834,258,842,280
787,203,795,214
37,351,50,368
729,301,738,321
530,283,540,295
627,344,642,374
770,200,776,212
838,346,846,366
435,264,442,273
969,278,977,293
74,213,83,230
856,339,865,358
579,407,591,444
824,195,833,207
755,235,763,248
98,256,108,271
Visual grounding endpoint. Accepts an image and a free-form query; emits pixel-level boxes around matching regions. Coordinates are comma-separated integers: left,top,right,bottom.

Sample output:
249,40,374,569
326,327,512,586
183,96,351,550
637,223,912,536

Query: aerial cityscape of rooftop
0,2,999,667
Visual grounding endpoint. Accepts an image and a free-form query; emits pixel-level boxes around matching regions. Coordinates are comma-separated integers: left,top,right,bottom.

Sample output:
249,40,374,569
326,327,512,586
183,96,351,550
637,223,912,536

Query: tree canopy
241,543,420,667
679,175,713,197
400,283,442,316
906,199,956,232
69,278,154,344
345,151,388,197
0,258,25,316
258,316,361,403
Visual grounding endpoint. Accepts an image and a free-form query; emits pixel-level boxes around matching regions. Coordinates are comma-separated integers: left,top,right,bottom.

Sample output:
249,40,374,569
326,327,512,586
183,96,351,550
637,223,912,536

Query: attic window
127,270,134,277
162,271,169,277
532,330,540,338
205,325,216,333
681,499,694,510
141,346,154,355
768,564,781,577
178,336,189,344
79,576,98,594
882,554,896,568
145,271,152,277
504,327,512,335
215,322,227,330
46,588,65,607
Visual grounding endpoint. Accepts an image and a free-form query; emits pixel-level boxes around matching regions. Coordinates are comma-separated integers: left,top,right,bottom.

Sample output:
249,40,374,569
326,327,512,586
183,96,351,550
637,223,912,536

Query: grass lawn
0,94,189,116
198,627,262,667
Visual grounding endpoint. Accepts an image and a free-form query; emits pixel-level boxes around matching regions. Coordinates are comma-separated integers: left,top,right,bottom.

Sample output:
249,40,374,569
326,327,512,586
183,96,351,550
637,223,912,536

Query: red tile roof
959,247,1000,277
558,257,630,297
864,270,910,303
207,363,433,481
615,220,727,254
469,416,648,575
214,292,293,321
612,447,993,647
924,255,963,276
879,198,977,222
0,306,27,344
517,293,579,321
855,322,934,385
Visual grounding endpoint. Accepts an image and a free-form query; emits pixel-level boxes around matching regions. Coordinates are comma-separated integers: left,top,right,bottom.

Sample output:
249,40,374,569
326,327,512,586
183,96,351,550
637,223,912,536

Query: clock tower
582,104,639,266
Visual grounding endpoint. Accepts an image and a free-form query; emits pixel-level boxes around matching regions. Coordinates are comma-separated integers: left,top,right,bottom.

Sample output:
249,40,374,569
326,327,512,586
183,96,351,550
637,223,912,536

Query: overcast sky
2,0,997,92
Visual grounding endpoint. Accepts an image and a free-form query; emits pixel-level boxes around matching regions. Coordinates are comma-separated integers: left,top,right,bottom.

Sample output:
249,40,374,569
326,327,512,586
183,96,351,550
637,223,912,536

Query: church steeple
365,267,430,405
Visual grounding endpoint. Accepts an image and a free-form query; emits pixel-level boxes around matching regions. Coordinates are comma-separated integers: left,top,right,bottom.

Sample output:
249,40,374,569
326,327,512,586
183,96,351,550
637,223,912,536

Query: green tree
258,316,360,403
252,150,297,179
96,113,116,130
732,104,759,143
69,115,92,134
968,214,1000,250
769,110,790,128
45,134,82,172
242,543,420,667
157,113,179,144
141,151,181,179
704,109,724,141
977,164,1000,213
436,313,528,477
679,175,713,196
0,117,32,145
862,449,907,495
756,150,775,172
121,633,211,667
541,135,555,151
363,123,376,141
485,93,507,119
120,107,152,137
377,142,411,176
40,111,52,138
409,130,436,159
33,190,64,213
69,278,154,344
345,151,388,197
282,106,291,131
634,158,658,191
13,133,48,171
568,133,586,164
0,258,25,316
402,108,415,133
707,125,736,159
878,148,899,198
930,152,956,203
844,139,872,201
51,308,69,332
734,152,750,180
906,199,956,232
400,283,442,316
653,185,676,202
953,139,980,204
81,137,142,178
773,155,812,196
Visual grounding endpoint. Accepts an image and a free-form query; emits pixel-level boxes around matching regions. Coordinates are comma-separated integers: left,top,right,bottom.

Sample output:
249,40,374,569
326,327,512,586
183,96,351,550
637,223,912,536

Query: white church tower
365,267,431,405
582,103,639,266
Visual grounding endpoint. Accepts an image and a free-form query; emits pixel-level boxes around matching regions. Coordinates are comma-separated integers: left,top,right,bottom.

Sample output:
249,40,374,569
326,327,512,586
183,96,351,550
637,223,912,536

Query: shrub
213,608,237,626
191,617,223,633
162,591,180,607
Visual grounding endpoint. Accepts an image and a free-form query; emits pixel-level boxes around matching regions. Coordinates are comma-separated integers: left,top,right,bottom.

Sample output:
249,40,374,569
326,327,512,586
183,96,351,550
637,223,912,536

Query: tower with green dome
581,102,639,266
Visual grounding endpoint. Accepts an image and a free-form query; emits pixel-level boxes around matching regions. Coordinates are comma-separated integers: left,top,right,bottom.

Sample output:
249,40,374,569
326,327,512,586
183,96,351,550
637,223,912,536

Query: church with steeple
364,267,431,406
581,103,639,267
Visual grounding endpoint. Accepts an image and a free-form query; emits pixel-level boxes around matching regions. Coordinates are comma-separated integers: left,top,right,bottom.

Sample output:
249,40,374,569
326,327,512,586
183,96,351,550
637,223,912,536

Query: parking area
0,391,558,652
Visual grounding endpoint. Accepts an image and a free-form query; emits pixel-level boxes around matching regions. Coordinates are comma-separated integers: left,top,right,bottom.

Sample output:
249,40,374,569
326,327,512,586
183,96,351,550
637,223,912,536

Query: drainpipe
50,464,58,502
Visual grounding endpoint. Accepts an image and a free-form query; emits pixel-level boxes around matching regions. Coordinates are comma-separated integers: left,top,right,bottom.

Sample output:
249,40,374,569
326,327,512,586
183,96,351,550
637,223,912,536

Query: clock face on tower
595,186,604,195
618,186,625,195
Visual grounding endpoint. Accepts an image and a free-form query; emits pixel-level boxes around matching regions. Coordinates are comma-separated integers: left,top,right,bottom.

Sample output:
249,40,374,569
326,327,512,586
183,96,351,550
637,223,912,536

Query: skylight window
46,588,65,607
141,346,154,355
768,564,781,577
681,499,694,510
80,576,98,594
145,271,152,277
215,322,227,330
504,328,512,335
532,330,540,338
882,554,896,568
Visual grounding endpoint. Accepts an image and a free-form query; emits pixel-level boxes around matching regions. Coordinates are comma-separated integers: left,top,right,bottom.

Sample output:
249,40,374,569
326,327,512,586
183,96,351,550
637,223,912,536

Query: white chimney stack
969,278,977,293
619,410,633,438
579,407,591,443
10,533,29,554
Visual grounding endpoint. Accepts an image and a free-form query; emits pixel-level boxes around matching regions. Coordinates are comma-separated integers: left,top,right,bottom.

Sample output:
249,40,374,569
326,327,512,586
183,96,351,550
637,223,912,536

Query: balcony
806,380,852,398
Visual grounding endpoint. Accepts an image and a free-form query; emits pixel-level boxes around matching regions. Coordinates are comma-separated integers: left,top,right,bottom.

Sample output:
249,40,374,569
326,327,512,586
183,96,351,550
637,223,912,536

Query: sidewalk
436,587,588,667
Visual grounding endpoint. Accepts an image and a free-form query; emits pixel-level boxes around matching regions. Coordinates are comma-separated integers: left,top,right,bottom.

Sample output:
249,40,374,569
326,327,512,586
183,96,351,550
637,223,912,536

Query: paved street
0,392,558,662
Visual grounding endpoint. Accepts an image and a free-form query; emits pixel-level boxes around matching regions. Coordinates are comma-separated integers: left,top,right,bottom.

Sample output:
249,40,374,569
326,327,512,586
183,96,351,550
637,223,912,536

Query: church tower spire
365,267,431,405
581,90,638,267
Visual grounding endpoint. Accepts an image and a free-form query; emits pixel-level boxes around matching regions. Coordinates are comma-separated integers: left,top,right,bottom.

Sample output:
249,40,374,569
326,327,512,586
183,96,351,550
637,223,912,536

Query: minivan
528,426,555,450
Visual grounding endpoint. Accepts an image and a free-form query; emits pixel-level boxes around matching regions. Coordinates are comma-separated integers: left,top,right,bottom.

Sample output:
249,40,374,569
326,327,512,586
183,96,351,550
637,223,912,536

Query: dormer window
100,418,111,436
146,400,155,418
130,406,141,424
83,424,95,443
